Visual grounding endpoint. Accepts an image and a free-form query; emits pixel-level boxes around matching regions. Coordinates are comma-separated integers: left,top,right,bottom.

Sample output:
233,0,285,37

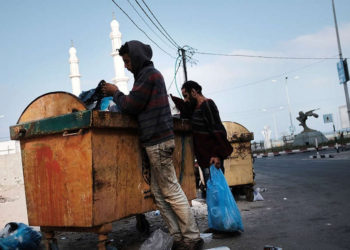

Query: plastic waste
206,247,230,250
199,233,212,243
206,165,244,232
139,228,173,250
264,245,283,250
100,97,113,111
253,188,264,201
0,222,42,250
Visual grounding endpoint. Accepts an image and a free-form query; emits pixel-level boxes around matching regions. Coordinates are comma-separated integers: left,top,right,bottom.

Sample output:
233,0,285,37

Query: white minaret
69,41,81,96
110,14,129,94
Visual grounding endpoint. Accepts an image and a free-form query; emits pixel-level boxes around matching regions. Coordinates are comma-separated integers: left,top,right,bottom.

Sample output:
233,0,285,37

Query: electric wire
126,0,176,51
167,56,182,96
195,51,340,60
134,0,179,49
209,59,328,95
140,0,181,48
111,0,176,59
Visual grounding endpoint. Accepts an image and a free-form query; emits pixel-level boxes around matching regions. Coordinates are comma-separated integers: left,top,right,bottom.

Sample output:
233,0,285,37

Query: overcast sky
1,0,350,141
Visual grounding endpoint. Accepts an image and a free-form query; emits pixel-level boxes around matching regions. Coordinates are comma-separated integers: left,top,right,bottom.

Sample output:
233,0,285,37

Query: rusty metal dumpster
222,121,255,201
9,92,196,249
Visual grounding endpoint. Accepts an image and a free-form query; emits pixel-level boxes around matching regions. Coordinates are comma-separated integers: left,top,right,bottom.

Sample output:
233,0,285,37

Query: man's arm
170,95,193,119
102,77,154,115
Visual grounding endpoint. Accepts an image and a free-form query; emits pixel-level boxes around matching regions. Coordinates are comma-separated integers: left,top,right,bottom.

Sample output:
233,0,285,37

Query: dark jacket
113,41,174,146
172,96,233,168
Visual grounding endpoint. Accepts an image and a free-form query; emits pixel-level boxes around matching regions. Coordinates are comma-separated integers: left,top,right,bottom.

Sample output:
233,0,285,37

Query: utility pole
332,0,350,125
180,48,188,82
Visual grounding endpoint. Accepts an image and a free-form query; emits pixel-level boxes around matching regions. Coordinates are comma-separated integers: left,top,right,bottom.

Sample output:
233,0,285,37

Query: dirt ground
0,182,248,249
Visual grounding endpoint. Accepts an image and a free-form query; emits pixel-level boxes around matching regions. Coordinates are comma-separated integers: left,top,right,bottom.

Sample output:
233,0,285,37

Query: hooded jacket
113,41,174,146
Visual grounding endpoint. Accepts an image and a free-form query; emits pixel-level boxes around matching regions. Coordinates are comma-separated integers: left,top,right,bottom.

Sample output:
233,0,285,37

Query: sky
1,0,350,141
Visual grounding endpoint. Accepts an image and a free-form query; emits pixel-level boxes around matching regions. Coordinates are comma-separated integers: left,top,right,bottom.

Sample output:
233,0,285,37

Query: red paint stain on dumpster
36,146,61,174
35,146,64,225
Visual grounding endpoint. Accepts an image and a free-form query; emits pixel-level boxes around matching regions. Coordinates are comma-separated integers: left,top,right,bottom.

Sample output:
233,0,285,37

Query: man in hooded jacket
102,40,203,250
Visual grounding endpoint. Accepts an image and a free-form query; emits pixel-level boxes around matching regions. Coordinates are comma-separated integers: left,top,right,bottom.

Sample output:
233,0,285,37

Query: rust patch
36,146,61,174
232,143,251,159
94,180,108,190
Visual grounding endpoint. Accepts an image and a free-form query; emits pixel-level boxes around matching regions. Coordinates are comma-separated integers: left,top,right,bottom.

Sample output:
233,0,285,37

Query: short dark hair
181,80,202,95
118,43,129,56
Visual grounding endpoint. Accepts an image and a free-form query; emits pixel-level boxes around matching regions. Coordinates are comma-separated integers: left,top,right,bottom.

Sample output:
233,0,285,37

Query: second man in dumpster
101,40,203,250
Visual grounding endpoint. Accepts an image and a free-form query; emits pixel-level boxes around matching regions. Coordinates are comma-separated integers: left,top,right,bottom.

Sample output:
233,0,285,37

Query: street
212,148,350,250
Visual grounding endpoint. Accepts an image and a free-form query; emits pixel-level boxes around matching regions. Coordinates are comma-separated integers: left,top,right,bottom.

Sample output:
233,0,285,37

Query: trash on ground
256,187,268,192
192,199,206,207
264,245,283,250
0,222,42,250
200,233,212,243
253,188,264,201
153,210,160,216
206,247,230,250
283,197,288,200
139,228,173,250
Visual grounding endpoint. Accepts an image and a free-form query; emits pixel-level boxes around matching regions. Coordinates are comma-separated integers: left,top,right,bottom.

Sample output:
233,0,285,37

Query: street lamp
272,77,297,136
332,0,350,125
262,106,284,140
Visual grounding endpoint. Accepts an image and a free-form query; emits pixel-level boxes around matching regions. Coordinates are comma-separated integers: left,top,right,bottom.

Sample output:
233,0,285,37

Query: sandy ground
0,184,28,228
0,182,244,249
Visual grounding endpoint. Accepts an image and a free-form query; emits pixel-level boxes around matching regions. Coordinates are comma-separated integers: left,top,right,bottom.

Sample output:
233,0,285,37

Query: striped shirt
113,64,174,146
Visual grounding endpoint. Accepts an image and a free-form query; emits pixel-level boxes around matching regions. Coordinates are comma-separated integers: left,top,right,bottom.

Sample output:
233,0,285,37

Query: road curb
253,145,340,158
309,154,334,159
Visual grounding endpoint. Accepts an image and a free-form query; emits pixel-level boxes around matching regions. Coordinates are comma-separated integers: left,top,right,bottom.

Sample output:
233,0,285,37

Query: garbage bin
10,92,196,249
222,121,255,201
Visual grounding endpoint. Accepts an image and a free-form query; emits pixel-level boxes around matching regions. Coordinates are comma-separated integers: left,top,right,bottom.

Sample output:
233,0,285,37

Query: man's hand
210,157,221,169
101,82,119,96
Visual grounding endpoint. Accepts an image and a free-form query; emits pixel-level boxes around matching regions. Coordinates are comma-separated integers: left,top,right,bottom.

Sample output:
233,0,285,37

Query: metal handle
18,128,27,138
63,129,83,137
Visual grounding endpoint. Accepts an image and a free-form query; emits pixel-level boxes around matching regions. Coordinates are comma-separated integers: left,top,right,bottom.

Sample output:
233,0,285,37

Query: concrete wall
0,151,23,186
0,140,19,155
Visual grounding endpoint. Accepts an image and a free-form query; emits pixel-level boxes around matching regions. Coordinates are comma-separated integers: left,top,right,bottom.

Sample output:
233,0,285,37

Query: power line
196,51,340,60
140,0,181,48
111,0,176,59
167,55,182,93
126,0,176,51
134,0,179,49
209,59,328,95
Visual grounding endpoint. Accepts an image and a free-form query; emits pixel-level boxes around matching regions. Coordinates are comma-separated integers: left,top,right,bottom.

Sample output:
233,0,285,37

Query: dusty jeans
145,139,200,242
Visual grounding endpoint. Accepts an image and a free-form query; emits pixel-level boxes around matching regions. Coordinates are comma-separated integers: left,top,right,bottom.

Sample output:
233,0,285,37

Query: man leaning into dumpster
101,40,203,250
170,81,233,190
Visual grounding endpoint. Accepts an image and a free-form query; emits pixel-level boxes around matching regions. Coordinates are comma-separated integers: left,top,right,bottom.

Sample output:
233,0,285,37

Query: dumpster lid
17,91,87,124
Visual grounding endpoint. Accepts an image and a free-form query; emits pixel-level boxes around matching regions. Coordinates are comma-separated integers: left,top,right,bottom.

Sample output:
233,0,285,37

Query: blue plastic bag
206,165,244,232
0,222,42,250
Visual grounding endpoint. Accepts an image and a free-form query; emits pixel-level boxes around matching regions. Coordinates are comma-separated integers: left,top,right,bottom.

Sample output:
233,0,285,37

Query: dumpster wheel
231,185,255,202
245,188,254,202
136,214,150,236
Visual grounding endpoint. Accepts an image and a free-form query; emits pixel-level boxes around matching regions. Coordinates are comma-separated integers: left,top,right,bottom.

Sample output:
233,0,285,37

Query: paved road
204,149,350,250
